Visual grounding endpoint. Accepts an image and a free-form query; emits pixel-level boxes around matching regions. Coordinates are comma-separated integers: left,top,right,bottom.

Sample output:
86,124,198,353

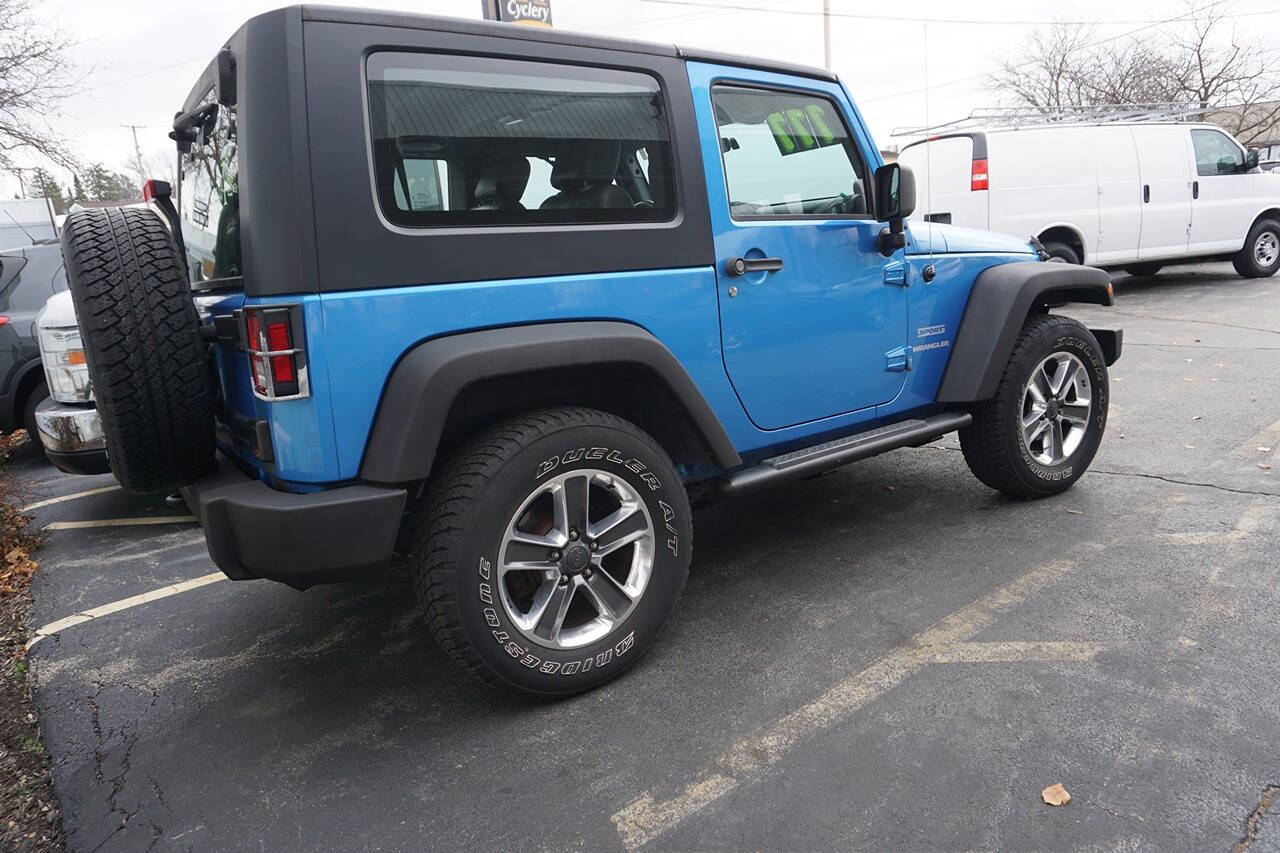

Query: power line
860,0,1237,105
619,0,1275,27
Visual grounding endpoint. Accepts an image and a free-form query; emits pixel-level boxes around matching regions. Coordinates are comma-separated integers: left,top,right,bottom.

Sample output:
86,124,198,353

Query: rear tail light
241,305,308,400
971,158,989,191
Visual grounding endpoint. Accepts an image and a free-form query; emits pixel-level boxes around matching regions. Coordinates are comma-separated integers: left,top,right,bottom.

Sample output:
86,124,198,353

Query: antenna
922,23,935,279
3,211,37,246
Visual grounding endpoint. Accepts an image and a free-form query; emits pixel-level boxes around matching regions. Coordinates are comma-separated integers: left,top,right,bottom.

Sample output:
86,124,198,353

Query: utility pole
121,124,149,186
8,168,32,198
823,0,832,71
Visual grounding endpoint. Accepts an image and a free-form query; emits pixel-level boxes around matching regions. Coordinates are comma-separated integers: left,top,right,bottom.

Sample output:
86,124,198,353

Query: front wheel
960,315,1109,498
1233,218,1280,278
412,407,692,697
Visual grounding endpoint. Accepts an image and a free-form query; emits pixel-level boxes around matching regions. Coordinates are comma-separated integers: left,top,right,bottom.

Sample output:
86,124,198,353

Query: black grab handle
725,256,784,277
1143,184,1150,203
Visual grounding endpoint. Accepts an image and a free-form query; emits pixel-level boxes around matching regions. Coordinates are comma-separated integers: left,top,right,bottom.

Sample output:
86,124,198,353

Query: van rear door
900,134,987,229
1132,126,1192,259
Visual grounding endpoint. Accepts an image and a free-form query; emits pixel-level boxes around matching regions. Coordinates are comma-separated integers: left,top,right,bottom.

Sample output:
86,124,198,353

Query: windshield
179,89,240,283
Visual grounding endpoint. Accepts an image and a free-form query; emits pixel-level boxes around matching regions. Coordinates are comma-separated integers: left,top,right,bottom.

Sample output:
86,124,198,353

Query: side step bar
712,411,973,500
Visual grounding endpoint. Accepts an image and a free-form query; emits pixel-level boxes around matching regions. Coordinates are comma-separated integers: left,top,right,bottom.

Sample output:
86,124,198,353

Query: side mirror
1246,148,1260,172
874,163,917,256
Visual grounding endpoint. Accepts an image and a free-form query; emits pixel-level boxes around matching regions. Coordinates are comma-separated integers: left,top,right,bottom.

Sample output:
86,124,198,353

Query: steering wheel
812,193,854,215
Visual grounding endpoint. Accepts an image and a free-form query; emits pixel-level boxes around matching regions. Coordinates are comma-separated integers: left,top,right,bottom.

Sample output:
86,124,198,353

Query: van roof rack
891,103,1212,138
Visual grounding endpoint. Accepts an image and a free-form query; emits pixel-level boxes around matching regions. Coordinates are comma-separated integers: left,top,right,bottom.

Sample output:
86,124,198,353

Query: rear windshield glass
179,88,240,283
366,52,676,228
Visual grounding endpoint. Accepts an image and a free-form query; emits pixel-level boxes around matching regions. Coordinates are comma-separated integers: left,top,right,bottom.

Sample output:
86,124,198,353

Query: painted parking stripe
612,547,1102,850
43,515,197,531
20,484,123,512
26,572,226,650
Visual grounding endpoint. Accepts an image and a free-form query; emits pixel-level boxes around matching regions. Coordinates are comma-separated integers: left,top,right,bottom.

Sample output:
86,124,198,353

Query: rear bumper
181,458,407,588
35,399,110,475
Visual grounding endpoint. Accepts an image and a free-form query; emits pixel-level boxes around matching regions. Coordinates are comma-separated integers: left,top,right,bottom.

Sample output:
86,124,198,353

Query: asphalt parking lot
14,262,1280,852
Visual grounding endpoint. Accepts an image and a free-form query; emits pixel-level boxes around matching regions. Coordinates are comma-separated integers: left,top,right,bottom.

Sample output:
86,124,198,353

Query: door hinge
883,260,908,287
885,346,913,372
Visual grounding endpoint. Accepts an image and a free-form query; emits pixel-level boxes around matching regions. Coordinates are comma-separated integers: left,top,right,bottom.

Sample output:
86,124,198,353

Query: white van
898,121,1280,278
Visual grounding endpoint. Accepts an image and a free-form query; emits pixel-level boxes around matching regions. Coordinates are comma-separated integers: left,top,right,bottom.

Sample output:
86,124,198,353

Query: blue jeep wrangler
56,6,1121,697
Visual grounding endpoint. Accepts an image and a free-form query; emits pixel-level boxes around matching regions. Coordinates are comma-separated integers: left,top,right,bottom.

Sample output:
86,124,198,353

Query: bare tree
1170,5,1280,141
0,0,78,170
990,3,1280,143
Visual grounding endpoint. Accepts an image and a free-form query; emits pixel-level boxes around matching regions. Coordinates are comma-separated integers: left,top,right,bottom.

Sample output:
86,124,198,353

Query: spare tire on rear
61,207,215,493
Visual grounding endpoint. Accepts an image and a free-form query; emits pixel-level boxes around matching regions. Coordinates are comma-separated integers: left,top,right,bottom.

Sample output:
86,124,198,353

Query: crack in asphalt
1101,309,1280,337
1124,342,1280,352
1089,469,1280,499
914,445,1280,499
1234,785,1280,852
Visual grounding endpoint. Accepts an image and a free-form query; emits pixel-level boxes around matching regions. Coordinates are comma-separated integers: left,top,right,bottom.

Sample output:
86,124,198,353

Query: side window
1191,129,1244,177
179,89,240,282
366,52,675,227
711,85,870,218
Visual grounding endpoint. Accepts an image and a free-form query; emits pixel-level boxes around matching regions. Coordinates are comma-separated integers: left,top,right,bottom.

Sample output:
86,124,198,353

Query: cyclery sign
481,0,553,27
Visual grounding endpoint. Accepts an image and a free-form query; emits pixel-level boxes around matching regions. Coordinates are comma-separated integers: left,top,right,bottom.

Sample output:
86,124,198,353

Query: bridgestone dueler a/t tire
412,407,692,698
959,314,1108,499
61,208,215,493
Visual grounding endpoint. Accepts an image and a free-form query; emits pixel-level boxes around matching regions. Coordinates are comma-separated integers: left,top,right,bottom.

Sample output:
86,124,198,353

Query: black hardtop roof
187,5,837,112
301,4,837,82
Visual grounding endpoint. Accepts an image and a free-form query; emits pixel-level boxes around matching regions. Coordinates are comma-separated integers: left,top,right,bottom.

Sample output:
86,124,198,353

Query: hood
37,288,77,329
906,223,1036,256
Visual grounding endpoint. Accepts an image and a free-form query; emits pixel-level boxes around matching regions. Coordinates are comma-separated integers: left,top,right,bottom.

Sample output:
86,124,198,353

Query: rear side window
179,89,240,282
711,85,870,219
1191,129,1244,176
367,52,676,228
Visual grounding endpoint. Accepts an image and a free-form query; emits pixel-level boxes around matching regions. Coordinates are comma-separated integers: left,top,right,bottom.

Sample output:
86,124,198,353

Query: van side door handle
1143,184,1150,203
1193,180,1199,199
725,256,784,277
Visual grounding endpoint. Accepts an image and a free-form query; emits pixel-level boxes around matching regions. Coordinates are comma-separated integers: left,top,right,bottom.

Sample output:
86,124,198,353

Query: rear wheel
412,407,691,697
61,207,215,493
1233,218,1280,278
1043,242,1080,265
960,315,1109,498
1123,262,1163,277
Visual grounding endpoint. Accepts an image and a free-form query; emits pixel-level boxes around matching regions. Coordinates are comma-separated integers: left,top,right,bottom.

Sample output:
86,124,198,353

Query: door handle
725,256,784,277
1193,180,1199,199
1143,184,1150,203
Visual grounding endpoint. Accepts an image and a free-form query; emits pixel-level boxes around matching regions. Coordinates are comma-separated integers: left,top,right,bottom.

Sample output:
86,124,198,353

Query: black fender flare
359,321,742,483
936,261,1117,403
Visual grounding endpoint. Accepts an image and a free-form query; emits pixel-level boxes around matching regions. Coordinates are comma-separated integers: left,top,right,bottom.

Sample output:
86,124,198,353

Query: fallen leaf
1185,358,1193,363
1065,508,1084,516
1194,338,1202,343
884,485,896,492
1260,464,1272,471
1259,447,1272,453
1193,416,1202,421
1042,782,1071,806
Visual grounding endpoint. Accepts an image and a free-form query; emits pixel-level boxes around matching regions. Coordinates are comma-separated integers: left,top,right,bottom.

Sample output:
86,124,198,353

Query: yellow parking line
612,549,1101,850
26,572,226,650
20,484,123,512
43,515,197,531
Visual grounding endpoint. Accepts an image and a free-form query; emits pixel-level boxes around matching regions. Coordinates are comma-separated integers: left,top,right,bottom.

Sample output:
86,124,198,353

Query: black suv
0,240,60,443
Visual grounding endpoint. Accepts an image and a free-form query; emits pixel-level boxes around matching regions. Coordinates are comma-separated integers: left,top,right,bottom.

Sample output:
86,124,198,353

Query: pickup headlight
39,326,92,404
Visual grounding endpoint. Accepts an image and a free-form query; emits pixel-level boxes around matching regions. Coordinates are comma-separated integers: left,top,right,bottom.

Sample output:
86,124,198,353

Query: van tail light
971,158,989,191
241,305,308,400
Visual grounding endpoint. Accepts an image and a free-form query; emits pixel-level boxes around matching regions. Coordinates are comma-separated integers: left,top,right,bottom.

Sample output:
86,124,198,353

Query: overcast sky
4,0,1279,197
